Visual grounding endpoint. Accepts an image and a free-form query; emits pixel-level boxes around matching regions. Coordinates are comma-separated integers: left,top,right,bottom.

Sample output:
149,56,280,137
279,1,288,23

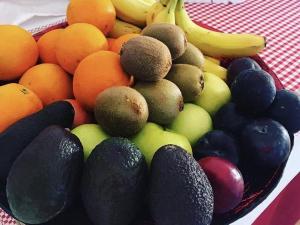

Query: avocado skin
81,137,148,225
6,126,83,224
0,101,74,183
150,145,214,225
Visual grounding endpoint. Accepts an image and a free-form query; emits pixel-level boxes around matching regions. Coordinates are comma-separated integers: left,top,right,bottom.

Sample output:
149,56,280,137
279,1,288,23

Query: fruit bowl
0,21,292,225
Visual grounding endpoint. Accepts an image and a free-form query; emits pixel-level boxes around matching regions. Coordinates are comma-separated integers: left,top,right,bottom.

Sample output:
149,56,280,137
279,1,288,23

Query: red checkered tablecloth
186,0,300,91
1,0,300,224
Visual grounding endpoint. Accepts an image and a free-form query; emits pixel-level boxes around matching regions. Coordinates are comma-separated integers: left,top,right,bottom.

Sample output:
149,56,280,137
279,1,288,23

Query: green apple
131,122,192,166
71,124,109,160
195,72,231,115
168,103,213,146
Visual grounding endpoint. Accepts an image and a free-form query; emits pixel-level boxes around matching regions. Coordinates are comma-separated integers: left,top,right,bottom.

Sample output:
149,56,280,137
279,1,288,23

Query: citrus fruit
73,51,131,111
37,29,63,64
56,23,108,74
0,83,43,133
67,0,116,35
0,25,38,81
19,64,73,106
110,33,140,54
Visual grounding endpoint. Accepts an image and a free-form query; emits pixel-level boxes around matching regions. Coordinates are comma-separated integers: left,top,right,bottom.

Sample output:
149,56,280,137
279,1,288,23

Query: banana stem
168,0,178,12
176,0,184,10
160,0,170,6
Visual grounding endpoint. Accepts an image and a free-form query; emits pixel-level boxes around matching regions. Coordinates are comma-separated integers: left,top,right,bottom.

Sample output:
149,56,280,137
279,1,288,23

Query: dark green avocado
81,137,148,225
6,125,83,224
0,101,74,183
150,144,214,225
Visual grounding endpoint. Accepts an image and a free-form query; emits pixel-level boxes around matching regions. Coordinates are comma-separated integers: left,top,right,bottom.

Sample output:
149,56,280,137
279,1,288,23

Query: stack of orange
0,0,142,133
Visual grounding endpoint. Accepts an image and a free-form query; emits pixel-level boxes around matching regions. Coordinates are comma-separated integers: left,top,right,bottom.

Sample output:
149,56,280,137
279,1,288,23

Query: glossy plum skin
231,69,276,115
227,57,261,84
267,89,300,134
241,119,291,168
213,102,253,137
198,157,244,214
193,130,239,165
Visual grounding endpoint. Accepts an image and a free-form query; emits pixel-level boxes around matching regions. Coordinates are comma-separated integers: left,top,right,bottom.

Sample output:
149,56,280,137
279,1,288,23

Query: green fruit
150,145,214,225
195,72,231,116
166,64,204,102
173,42,205,69
168,103,213,146
6,126,83,224
81,137,147,225
71,124,109,160
120,36,172,81
94,86,149,137
131,122,192,165
134,79,184,125
141,23,187,60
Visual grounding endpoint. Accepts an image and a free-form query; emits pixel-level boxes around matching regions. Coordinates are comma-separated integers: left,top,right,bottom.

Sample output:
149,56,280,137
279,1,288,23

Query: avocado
0,101,74,183
81,137,148,225
6,126,83,224
150,145,214,225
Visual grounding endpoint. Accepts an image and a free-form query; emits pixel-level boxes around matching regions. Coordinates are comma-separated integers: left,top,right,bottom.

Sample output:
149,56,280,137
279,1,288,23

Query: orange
73,51,131,111
0,83,43,133
37,29,63,64
19,63,73,106
111,33,140,54
56,23,108,74
107,38,116,50
67,0,116,36
0,25,39,81
65,99,93,128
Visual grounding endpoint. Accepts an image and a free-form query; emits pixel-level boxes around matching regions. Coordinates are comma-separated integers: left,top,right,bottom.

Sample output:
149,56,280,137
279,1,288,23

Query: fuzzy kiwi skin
94,86,149,137
134,79,184,125
166,64,204,102
141,23,187,60
120,36,172,82
173,43,205,69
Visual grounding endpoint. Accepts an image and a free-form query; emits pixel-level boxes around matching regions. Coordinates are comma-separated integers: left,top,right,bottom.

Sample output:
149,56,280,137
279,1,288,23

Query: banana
108,19,142,38
203,59,227,80
204,56,221,65
111,0,156,27
146,1,166,26
175,0,266,58
147,0,178,25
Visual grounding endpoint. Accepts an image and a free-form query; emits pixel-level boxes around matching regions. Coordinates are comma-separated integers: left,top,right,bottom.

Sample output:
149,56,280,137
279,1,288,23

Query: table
0,0,299,224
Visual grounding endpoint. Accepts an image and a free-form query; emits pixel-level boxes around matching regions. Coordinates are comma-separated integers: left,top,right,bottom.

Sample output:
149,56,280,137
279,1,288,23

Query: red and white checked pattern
1,0,300,224
0,213,17,225
186,0,300,91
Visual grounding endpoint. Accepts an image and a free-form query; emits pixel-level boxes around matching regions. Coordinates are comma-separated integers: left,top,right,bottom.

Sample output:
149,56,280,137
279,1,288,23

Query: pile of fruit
0,0,299,225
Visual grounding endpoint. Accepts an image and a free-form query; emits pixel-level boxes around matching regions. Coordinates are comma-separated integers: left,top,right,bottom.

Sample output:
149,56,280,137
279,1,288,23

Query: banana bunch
111,0,156,27
174,0,266,58
109,19,142,38
146,0,178,25
203,58,227,80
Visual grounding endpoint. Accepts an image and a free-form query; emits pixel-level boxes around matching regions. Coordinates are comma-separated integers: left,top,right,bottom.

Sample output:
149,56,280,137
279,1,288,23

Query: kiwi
141,23,187,60
134,79,184,125
166,64,204,102
120,36,172,82
94,86,149,137
173,42,205,69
